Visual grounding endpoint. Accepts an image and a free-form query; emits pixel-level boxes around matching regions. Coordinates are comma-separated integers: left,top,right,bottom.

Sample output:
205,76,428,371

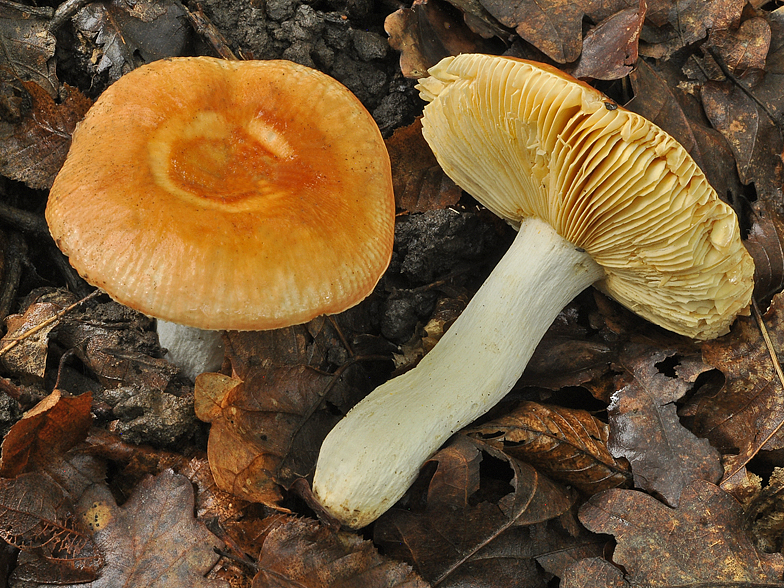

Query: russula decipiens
313,54,755,528
46,56,394,379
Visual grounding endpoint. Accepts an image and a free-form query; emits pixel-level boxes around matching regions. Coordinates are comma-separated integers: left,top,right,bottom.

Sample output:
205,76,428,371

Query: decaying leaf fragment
607,344,722,507
466,401,631,495
0,471,102,584
253,516,428,588
0,82,91,190
385,0,497,79
374,436,577,586
69,469,226,588
686,292,784,475
0,290,77,379
575,481,784,586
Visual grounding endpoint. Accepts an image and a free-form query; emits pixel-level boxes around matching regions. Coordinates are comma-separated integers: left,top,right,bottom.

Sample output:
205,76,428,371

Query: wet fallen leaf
252,516,428,588
685,292,784,477
195,327,369,506
0,471,101,585
374,435,577,586
0,82,91,190
478,0,633,63
0,389,92,478
575,481,784,585
466,401,631,495
571,0,646,81
607,344,722,507
386,118,462,213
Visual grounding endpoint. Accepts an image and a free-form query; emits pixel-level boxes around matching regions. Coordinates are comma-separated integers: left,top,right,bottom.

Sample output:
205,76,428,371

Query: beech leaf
252,516,428,588
466,401,632,495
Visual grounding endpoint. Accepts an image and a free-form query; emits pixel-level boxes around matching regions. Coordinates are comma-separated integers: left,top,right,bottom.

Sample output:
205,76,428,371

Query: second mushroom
312,54,755,528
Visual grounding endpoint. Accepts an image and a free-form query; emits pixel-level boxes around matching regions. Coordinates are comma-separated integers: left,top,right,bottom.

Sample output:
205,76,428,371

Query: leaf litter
2,0,784,586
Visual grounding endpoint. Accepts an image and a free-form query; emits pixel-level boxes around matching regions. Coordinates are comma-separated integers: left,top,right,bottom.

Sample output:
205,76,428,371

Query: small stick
0,289,102,358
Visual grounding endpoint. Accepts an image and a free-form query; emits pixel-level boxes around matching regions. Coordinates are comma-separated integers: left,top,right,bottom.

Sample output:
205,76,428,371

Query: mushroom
312,54,755,528
46,57,394,380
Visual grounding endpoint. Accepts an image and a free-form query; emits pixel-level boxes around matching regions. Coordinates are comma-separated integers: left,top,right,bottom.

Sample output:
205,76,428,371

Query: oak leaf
0,472,101,584
608,344,722,506
48,469,227,588
575,481,784,586
685,292,784,478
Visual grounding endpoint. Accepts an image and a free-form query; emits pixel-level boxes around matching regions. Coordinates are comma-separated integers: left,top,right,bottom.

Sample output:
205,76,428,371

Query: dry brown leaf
608,344,721,507
0,4,58,97
384,0,496,79
386,118,462,213
685,292,784,476
575,481,784,586
705,17,771,79
702,80,784,201
0,389,92,478
374,435,578,587
48,469,227,588
466,401,631,495
0,471,101,585
571,1,646,81
0,82,91,189
745,200,784,302
195,327,368,506
641,0,745,59
0,289,78,379
561,558,629,588
519,296,617,391
478,0,634,63
252,516,428,588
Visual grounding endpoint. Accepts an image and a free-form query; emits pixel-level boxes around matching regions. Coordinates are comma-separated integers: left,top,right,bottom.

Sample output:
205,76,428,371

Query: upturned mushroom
46,57,395,379
313,54,755,528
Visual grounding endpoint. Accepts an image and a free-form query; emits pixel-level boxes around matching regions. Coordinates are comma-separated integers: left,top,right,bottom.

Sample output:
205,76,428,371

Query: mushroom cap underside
46,56,395,331
417,54,754,340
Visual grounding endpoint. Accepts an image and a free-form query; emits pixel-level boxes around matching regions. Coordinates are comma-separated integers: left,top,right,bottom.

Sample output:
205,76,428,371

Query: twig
0,289,102,358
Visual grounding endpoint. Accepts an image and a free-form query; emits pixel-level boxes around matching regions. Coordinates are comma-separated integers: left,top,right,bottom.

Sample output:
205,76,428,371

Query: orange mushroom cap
46,57,395,330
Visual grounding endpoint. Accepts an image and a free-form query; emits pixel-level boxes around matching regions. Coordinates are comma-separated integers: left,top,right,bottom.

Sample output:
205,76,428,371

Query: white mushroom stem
313,216,604,528
156,320,224,381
